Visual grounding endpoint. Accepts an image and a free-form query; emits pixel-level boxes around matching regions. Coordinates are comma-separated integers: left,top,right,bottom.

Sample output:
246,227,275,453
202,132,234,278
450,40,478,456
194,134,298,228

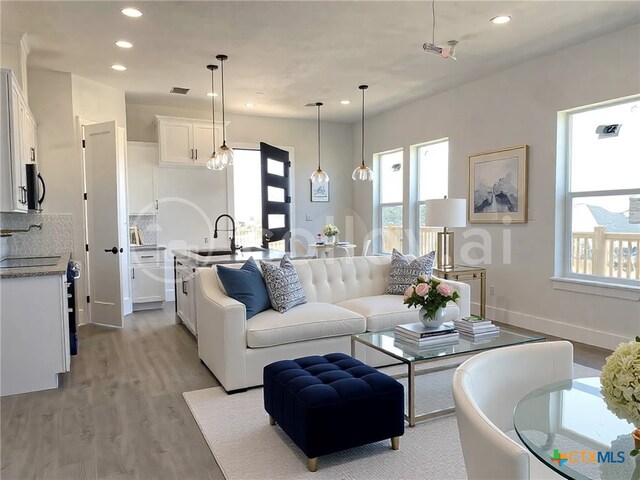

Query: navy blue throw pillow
216,257,271,319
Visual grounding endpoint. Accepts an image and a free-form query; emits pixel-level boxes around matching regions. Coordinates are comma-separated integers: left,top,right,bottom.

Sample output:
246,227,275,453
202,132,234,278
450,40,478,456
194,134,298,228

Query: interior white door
84,121,124,327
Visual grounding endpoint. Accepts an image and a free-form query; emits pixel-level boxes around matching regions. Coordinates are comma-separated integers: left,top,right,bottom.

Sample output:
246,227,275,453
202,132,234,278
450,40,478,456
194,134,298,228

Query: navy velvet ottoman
263,353,404,472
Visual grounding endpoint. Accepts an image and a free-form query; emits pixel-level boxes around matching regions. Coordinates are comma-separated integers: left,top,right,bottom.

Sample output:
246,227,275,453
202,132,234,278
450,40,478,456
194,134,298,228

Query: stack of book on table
453,316,500,340
394,322,459,349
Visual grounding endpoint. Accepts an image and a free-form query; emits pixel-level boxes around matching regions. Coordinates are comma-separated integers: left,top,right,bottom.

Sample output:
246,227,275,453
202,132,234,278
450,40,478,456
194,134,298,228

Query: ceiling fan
423,0,459,60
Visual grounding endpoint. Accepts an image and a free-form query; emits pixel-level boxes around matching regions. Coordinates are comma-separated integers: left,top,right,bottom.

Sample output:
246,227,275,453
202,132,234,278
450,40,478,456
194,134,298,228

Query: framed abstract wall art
468,145,528,223
310,181,329,202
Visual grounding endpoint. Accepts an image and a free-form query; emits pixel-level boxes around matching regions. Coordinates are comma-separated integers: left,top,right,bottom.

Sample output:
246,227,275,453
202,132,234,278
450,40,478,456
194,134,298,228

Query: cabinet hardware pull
182,279,188,295
132,268,135,279
195,149,198,160
141,255,154,258
190,148,194,160
31,147,36,162
155,199,158,210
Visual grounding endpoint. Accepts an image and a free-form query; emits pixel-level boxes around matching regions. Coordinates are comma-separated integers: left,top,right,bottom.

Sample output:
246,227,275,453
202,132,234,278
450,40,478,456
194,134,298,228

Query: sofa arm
432,276,471,318
196,267,248,392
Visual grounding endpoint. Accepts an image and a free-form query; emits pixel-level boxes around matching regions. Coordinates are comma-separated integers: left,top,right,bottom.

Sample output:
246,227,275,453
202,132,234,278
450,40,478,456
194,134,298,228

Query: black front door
260,142,291,250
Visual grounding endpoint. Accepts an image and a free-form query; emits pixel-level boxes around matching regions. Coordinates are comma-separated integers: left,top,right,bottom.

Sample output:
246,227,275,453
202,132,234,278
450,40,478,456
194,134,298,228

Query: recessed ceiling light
121,7,142,17
111,64,127,71
115,40,133,49
340,100,351,105
490,15,511,24
206,92,218,97
245,103,255,108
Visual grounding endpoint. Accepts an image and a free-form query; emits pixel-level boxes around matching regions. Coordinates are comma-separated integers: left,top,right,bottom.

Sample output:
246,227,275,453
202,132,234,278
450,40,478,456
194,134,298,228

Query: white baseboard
477,302,625,351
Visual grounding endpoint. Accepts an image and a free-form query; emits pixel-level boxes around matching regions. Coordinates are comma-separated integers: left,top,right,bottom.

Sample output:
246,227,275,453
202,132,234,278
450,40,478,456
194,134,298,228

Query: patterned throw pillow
260,256,307,313
386,249,436,295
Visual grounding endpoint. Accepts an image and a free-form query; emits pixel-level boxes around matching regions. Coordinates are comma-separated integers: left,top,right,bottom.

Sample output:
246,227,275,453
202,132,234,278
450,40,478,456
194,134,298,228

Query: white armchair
452,341,573,480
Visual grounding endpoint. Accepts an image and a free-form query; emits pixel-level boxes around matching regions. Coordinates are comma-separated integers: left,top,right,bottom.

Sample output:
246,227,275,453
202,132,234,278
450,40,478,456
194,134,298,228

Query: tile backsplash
129,214,158,245
0,212,74,258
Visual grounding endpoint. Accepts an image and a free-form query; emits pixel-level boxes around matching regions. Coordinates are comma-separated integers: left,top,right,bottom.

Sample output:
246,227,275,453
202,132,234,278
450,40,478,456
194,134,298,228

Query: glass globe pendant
310,102,329,183
216,54,234,167
205,63,223,171
352,84,373,182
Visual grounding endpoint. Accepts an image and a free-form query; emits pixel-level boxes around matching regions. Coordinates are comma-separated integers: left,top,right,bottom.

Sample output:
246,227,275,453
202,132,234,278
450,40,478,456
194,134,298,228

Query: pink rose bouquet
403,275,460,319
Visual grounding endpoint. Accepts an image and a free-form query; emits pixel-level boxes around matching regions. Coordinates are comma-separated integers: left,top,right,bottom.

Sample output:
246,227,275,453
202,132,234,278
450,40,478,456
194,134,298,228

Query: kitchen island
172,248,296,336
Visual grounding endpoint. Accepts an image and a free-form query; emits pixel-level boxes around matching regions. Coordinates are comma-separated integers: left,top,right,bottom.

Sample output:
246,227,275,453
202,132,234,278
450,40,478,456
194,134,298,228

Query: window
563,97,640,284
417,139,449,255
232,149,263,248
377,150,403,253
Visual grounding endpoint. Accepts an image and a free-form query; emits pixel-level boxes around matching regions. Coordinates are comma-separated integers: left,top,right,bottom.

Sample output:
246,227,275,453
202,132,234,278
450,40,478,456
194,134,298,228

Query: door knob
104,247,118,254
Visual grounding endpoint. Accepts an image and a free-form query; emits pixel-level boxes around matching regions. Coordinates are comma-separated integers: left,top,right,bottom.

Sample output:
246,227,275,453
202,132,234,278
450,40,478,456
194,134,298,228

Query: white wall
28,68,127,324
351,24,640,350
126,104,356,251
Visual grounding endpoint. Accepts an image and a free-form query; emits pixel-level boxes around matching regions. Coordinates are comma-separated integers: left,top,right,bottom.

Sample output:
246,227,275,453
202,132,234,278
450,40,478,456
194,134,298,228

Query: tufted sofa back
291,256,398,304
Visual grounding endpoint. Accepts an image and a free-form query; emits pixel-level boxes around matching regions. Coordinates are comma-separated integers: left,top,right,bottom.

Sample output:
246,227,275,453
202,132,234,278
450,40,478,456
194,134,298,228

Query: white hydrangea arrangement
600,336,640,457
322,224,339,237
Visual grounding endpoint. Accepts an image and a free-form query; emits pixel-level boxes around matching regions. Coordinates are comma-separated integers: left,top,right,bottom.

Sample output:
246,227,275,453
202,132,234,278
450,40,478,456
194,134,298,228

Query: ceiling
2,1,639,122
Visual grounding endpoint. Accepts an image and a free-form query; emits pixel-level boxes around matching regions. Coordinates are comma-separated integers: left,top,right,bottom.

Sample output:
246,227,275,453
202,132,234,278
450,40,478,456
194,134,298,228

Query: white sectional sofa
196,255,471,392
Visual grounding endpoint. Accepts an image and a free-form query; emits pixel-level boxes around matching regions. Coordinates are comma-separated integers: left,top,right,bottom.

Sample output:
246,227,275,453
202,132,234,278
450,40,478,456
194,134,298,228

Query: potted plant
403,276,460,328
322,224,340,244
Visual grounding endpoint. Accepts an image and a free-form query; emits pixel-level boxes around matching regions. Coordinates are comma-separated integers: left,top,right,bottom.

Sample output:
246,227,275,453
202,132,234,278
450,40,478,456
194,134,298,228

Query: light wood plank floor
1,304,611,480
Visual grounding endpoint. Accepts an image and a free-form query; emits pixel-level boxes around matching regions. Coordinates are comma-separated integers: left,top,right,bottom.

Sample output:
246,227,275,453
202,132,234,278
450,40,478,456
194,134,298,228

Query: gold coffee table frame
351,328,544,427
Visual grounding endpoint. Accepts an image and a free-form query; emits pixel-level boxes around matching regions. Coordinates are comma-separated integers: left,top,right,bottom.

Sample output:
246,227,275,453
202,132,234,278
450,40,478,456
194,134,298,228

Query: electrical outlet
306,214,312,221
204,237,208,244
489,285,495,295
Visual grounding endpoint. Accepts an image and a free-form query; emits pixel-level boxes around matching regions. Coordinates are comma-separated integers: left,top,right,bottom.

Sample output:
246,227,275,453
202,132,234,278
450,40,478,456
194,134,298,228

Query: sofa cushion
246,302,366,348
336,295,461,332
260,256,307,313
216,257,271,319
386,249,435,295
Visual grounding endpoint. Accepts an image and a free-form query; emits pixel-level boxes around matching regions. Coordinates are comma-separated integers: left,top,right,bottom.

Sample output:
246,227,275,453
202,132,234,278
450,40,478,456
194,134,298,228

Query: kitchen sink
191,249,234,257
240,246,267,252
0,255,61,268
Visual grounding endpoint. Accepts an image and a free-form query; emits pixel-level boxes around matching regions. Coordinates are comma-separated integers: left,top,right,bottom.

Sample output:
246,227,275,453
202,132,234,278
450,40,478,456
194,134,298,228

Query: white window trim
554,96,640,295
374,148,404,254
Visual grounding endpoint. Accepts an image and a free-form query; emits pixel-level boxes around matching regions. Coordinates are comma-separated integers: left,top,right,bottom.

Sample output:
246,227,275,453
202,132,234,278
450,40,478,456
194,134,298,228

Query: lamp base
436,230,455,271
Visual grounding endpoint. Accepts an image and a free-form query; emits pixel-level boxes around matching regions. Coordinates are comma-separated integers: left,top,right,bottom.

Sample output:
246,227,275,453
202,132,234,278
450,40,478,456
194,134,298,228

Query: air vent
170,87,190,95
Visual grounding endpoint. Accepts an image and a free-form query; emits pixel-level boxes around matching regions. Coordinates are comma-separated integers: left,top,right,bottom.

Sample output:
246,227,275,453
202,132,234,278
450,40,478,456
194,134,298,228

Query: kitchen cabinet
175,258,197,335
127,142,158,214
156,115,223,166
0,68,37,213
131,248,165,310
1,273,70,396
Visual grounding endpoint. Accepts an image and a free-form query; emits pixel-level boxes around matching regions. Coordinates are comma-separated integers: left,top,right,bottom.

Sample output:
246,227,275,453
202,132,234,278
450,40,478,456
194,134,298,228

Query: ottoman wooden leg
308,457,318,472
269,415,276,426
391,436,400,450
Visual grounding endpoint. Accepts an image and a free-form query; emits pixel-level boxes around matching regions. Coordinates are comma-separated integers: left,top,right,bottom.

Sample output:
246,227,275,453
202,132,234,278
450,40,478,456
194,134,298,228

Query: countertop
172,248,305,267
0,252,71,279
131,245,167,251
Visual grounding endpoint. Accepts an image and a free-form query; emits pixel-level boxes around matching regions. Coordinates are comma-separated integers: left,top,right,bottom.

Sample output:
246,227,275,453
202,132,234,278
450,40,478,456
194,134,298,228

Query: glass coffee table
351,327,545,426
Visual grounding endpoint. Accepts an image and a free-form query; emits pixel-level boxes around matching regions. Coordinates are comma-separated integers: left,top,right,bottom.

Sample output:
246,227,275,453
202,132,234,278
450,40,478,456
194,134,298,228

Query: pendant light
205,64,224,171
352,85,373,181
215,54,234,167
310,102,329,183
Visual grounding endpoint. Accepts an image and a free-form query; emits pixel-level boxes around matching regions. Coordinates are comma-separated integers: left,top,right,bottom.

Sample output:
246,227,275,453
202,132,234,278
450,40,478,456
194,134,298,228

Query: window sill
550,277,640,301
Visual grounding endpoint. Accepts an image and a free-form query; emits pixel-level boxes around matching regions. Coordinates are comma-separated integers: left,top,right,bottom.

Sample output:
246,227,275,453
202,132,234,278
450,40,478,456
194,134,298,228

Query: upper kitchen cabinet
156,115,223,166
0,69,37,213
127,142,158,215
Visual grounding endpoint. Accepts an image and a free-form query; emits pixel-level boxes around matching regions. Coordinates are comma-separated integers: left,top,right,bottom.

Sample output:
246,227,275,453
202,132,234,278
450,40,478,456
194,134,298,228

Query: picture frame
468,145,528,224
129,226,143,245
310,180,330,202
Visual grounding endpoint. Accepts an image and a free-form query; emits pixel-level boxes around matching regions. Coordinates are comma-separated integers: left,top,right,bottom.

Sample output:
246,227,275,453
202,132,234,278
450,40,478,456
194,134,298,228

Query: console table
433,265,487,317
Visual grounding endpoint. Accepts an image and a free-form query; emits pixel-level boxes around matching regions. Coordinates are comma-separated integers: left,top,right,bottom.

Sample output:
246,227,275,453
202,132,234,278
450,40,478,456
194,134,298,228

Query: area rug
183,363,600,480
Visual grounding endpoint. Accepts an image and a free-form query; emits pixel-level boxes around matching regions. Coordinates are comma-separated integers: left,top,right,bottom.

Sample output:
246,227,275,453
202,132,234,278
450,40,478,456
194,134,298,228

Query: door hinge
286,195,292,203
82,139,86,148
84,193,87,200
86,295,90,303
85,244,89,252
287,160,291,168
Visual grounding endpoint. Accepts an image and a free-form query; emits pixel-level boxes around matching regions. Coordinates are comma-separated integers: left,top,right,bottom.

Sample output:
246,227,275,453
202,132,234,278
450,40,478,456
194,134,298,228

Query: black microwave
25,163,45,211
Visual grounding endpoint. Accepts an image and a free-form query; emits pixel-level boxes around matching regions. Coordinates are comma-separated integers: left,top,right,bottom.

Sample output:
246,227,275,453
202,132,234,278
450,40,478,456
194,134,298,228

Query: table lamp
423,197,467,271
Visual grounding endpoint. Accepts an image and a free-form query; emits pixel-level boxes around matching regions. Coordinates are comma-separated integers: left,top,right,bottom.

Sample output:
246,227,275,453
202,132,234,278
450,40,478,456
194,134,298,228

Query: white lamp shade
424,198,467,227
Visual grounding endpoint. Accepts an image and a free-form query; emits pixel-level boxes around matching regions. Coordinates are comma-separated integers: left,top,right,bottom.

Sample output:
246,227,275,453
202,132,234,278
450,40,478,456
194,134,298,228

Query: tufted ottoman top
264,352,402,407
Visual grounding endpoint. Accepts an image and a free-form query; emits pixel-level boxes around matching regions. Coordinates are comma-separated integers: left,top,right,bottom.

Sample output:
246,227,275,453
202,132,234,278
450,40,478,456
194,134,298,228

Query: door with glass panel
378,150,404,253
417,139,449,255
260,142,291,251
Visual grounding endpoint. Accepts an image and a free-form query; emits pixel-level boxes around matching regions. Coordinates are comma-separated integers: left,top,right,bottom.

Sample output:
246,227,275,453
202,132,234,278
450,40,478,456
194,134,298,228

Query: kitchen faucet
213,214,240,253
